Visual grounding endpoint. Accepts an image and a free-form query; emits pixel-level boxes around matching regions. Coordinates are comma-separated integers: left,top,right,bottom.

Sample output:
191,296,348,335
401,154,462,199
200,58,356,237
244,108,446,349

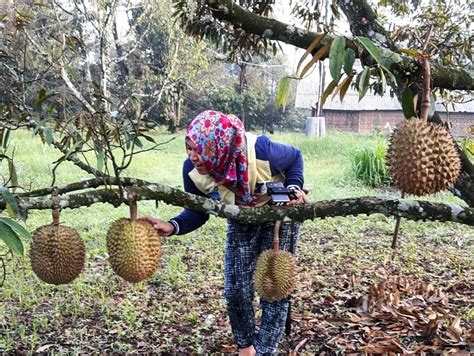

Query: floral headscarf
186,110,253,206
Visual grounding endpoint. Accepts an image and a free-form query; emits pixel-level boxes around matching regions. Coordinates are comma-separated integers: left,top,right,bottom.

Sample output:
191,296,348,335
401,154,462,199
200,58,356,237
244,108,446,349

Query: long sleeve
255,135,304,189
169,159,210,235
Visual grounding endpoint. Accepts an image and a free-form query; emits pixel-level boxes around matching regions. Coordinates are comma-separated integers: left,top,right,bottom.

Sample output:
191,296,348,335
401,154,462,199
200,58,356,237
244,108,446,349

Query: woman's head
185,110,252,205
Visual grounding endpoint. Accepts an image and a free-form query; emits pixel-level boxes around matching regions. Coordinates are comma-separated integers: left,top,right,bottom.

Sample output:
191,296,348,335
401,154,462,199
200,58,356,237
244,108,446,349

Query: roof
294,60,474,113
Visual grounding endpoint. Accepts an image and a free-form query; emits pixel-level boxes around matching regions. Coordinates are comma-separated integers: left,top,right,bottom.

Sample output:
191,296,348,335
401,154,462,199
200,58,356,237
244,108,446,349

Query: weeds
349,140,390,187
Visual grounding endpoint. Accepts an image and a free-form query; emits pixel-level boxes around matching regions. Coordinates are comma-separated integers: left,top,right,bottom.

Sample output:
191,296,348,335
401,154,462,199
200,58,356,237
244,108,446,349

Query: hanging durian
253,221,296,302
387,118,461,196
386,53,461,196
106,190,162,283
30,188,85,285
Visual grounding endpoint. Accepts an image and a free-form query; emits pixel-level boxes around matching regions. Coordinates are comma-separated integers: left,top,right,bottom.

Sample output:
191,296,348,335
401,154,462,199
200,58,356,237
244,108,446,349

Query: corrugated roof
294,60,474,112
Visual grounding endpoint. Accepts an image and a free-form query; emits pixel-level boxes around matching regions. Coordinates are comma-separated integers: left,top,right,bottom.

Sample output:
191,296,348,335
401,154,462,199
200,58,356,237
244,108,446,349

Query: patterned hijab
186,110,253,206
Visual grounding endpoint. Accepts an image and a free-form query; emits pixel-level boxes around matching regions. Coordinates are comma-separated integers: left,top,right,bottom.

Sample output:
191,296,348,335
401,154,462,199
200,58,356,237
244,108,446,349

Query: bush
350,142,390,187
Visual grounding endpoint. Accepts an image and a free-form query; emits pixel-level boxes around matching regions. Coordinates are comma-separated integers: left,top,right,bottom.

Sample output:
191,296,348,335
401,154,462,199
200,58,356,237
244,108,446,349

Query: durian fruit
30,209,85,285
386,118,461,196
253,221,297,302
106,197,161,283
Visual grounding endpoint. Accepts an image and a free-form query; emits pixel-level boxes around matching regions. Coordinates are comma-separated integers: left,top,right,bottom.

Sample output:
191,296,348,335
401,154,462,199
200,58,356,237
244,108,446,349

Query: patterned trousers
224,220,300,355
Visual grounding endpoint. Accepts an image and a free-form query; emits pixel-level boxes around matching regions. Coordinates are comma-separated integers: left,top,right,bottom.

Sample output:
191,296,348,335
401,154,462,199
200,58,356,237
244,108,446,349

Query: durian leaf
358,67,370,100
343,48,356,75
401,87,415,118
320,80,339,108
43,127,53,145
296,33,327,77
0,220,24,255
8,159,18,190
299,43,330,79
338,74,354,102
380,64,398,85
357,36,381,62
329,36,346,82
2,128,11,150
0,217,31,242
0,187,19,216
97,150,105,173
398,48,422,57
276,76,291,111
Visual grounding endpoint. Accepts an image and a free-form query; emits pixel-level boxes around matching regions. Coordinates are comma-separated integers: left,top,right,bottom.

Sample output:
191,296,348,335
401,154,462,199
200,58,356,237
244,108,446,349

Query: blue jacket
169,134,304,235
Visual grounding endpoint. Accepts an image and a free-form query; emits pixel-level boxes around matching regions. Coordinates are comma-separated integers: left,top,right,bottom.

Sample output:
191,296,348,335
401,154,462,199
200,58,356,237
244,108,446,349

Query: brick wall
322,110,473,136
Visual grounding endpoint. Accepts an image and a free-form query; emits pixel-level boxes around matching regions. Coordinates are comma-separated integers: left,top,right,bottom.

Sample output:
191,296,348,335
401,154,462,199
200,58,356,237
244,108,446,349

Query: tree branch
1,178,472,226
200,0,473,91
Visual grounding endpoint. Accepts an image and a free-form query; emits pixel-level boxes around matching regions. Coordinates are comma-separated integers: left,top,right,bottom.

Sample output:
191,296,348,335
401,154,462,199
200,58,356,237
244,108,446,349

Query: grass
0,128,472,353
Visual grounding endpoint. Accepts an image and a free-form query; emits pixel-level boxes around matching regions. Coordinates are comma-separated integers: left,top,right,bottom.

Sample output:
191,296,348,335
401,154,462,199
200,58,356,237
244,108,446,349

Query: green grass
0,128,472,353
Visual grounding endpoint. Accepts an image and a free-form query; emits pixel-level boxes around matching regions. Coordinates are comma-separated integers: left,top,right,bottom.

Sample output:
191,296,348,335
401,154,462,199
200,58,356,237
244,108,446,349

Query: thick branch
202,0,473,91
1,179,472,226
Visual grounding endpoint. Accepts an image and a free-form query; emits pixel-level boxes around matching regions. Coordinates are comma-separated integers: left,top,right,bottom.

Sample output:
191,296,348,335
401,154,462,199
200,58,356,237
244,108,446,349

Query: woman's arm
167,159,210,235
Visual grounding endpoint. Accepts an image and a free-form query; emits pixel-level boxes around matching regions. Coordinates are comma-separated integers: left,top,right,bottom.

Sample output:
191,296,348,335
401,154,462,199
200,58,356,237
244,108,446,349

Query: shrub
350,142,390,187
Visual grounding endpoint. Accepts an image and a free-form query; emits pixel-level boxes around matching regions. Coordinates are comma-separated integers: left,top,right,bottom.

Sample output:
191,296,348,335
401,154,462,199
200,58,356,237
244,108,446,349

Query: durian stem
419,25,433,122
273,220,282,252
391,192,405,254
51,187,60,226
391,216,402,250
419,55,431,122
129,190,137,221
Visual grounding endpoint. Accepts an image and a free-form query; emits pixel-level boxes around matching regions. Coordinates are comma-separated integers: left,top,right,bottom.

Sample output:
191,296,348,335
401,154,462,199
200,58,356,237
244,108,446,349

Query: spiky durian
387,119,461,196
106,218,161,283
30,224,85,285
253,250,296,302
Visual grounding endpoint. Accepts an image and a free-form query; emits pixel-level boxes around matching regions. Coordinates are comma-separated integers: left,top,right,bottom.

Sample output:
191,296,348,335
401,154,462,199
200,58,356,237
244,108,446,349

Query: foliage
349,141,390,188
0,0,209,185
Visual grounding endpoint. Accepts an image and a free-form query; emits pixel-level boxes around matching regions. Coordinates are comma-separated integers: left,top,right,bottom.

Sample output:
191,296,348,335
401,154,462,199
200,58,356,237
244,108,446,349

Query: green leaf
380,64,398,85
44,127,53,145
357,36,381,62
0,187,19,216
401,87,415,118
343,48,356,75
2,128,11,150
358,67,370,100
0,217,31,242
35,88,56,108
8,159,18,189
276,76,292,111
97,150,105,173
329,36,346,82
140,134,156,143
0,220,24,255
133,137,143,148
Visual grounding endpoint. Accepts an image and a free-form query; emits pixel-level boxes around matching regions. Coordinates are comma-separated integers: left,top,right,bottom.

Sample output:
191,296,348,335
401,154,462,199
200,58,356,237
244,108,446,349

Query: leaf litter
1,216,472,353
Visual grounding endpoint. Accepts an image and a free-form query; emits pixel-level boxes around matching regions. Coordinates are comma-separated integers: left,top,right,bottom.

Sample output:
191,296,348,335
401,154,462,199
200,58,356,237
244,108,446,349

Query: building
294,61,474,137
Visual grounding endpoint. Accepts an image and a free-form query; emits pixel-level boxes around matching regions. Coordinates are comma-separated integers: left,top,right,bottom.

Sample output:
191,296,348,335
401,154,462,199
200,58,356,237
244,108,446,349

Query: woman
143,110,306,355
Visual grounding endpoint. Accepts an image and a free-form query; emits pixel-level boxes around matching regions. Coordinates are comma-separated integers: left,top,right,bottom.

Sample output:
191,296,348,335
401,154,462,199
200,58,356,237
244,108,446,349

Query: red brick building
321,109,472,137
295,66,474,137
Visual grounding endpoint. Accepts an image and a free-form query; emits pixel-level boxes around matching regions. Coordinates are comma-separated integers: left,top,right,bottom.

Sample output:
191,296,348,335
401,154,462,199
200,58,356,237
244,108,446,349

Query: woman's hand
286,189,309,206
140,216,175,236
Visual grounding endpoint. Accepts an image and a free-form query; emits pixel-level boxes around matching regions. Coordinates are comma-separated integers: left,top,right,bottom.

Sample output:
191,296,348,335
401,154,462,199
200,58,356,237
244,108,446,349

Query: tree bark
1,178,472,226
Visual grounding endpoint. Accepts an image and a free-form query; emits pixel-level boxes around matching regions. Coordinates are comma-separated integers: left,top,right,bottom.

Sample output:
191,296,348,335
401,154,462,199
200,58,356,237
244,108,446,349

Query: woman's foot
238,345,255,356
